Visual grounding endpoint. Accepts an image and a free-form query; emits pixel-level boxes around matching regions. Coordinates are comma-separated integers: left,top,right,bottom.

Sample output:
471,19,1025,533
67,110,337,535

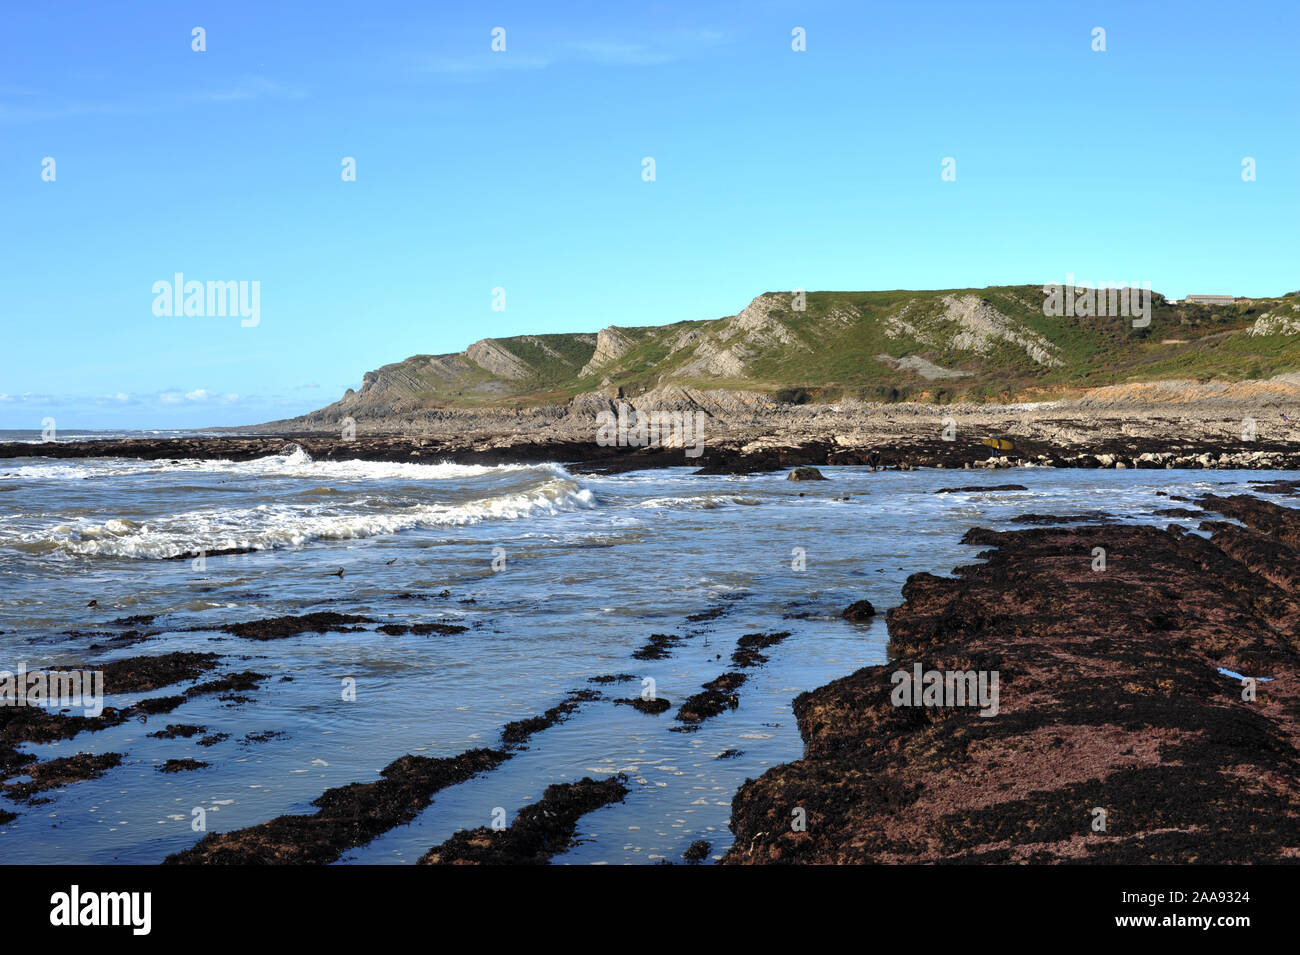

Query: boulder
842,600,877,622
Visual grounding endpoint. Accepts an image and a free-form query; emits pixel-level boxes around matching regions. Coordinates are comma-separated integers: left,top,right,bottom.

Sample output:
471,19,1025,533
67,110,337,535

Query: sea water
0,446,1285,864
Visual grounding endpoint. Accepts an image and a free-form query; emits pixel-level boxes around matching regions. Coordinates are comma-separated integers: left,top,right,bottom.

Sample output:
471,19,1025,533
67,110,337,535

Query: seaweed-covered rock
841,600,876,622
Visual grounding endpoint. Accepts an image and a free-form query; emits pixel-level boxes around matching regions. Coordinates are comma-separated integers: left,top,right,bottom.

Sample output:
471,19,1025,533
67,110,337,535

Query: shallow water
0,448,1284,863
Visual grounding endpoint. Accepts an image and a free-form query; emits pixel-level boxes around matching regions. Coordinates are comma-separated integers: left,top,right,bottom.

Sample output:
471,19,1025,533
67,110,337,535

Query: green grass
341,287,1300,411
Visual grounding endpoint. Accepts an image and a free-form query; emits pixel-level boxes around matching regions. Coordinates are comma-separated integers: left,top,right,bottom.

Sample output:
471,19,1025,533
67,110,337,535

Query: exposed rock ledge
723,495,1300,863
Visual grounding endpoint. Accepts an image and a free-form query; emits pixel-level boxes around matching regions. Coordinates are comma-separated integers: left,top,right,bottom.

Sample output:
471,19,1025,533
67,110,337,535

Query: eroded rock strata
163,686,607,863
6,427,1300,475
0,652,224,783
417,775,629,865
2,753,123,803
164,748,509,865
723,500,1300,864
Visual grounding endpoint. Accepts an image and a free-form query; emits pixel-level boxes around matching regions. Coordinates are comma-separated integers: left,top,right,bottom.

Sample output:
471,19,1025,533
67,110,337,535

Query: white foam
5,473,596,559
0,448,568,483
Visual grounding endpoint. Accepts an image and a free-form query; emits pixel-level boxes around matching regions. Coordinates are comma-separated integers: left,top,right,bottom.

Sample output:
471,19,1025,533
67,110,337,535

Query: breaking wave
0,445,564,483
1,455,596,559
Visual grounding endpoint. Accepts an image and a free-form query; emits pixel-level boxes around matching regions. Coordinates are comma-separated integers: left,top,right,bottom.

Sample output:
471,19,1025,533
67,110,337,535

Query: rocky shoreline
7,392,1300,473
722,486,1300,863
2,573,800,862
8,441,1300,863
4,423,1299,475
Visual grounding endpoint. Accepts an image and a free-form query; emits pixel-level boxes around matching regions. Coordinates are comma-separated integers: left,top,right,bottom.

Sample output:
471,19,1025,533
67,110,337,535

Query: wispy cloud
421,53,553,77
0,97,135,122
419,28,727,78
161,389,241,405
569,30,726,66
0,75,307,123
567,40,679,66
188,75,307,103
1,388,319,429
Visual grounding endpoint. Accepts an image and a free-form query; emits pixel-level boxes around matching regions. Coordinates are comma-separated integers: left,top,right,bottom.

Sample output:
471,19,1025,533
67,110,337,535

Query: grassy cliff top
299,285,1300,420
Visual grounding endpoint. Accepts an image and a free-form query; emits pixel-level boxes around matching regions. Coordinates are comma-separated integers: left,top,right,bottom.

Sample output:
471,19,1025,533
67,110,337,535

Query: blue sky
1,0,1297,429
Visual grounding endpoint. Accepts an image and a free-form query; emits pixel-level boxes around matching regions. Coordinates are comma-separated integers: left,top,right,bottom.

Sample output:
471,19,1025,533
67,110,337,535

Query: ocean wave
634,495,762,510
4,475,596,559
0,447,570,484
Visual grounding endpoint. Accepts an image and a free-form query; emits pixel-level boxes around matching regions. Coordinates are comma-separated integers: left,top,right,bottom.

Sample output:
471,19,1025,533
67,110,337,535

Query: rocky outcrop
465,339,534,380
881,295,1061,367
841,600,876,621
730,294,804,345
722,505,1300,864
579,327,638,377
622,385,776,418
673,293,810,379
1077,376,1300,405
1249,306,1300,336
418,775,629,865
165,748,509,864
940,294,1062,367
875,354,972,380
13,417,1300,475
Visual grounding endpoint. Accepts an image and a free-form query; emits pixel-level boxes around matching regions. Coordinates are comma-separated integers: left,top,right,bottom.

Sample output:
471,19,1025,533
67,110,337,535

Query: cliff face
268,287,1300,431
578,326,639,379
